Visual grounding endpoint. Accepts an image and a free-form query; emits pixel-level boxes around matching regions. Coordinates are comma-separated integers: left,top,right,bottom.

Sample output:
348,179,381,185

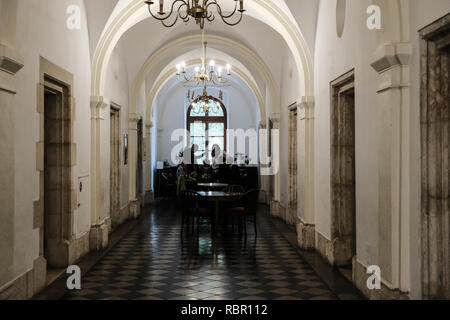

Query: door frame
34,57,77,269
330,69,356,267
110,103,121,229
419,14,450,299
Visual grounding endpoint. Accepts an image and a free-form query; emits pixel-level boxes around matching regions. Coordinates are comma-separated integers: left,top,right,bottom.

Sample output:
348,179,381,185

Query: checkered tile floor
64,201,339,300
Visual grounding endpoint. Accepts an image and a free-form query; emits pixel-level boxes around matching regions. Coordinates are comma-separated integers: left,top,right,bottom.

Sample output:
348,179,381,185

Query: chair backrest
243,189,259,214
180,190,201,210
223,185,245,194
161,172,171,182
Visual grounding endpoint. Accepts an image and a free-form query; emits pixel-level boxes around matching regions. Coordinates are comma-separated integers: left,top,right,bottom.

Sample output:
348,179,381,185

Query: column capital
298,96,315,120
0,43,23,75
0,43,23,94
258,121,267,129
129,112,141,123
90,96,109,110
299,96,315,109
145,121,154,129
270,113,280,123
371,42,412,74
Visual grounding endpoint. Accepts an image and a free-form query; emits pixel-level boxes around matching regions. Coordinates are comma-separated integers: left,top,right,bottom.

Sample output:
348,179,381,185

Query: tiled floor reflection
64,201,340,300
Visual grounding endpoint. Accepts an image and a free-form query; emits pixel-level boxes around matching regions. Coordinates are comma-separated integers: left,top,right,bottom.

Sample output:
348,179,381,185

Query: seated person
210,144,225,168
176,162,189,178
199,163,213,182
184,144,203,173
229,164,243,184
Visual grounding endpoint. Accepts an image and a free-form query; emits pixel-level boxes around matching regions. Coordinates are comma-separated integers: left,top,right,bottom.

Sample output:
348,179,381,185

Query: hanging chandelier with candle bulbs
176,29,232,86
188,86,223,115
144,0,245,29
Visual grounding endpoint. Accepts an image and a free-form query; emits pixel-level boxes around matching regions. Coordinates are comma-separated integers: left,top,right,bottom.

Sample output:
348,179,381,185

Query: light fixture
188,86,223,114
176,29,231,86
144,0,245,29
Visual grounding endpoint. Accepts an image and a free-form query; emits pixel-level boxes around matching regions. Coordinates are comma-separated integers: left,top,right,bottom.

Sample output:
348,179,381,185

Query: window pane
208,123,224,137
193,151,205,164
190,122,205,137
208,101,224,116
190,137,206,151
190,102,206,116
209,137,224,151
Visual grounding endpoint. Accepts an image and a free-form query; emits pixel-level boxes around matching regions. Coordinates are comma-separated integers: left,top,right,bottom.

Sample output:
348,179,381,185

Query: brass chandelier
176,29,232,86
188,86,223,114
144,0,245,29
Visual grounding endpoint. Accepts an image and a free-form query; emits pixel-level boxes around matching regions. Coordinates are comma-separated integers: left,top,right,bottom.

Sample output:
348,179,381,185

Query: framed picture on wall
124,134,128,165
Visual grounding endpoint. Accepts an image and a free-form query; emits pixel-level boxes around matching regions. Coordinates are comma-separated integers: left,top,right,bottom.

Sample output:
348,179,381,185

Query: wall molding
0,43,23,76
296,219,315,250
0,257,46,300
353,259,409,300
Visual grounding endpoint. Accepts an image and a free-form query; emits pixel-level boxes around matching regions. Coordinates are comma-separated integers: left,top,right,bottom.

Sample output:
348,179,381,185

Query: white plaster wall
104,43,133,214
313,0,379,266
14,0,92,277
285,0,320,59
279,48,301,208
84,0,118,59
156,82,258,165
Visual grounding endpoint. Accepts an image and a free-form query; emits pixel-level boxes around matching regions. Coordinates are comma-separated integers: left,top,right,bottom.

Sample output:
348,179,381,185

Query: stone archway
91,0,314,99
89,0,316,243
145,58,265,125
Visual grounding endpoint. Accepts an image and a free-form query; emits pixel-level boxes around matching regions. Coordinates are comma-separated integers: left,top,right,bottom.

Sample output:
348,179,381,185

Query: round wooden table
197,183,229,191
197,191,241,233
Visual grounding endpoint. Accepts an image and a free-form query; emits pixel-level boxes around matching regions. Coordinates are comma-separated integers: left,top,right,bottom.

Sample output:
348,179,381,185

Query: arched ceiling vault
146,57,265,125
155,72,259,129
91,0,314,108
127,34,276,126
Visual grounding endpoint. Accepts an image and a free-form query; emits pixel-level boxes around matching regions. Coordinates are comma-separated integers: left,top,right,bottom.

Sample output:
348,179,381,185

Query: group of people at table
175,144,245,195
174,144,258,235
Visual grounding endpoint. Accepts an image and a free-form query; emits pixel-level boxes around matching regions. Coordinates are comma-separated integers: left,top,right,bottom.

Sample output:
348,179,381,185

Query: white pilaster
270,113,281,203
90,96,109,250
0,0,23,290
298,96,315,226
128,113,141,202
145,122,153,191
371,42,412,292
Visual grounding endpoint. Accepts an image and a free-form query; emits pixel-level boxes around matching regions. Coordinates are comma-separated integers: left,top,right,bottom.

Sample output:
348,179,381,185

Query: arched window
187,97,227,164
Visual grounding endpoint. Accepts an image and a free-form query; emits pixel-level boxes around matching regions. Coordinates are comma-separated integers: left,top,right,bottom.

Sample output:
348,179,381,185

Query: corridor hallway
51,201,361,300
1,0,449,302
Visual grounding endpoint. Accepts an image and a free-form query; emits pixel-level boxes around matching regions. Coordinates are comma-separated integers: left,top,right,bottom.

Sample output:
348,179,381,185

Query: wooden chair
161,172,176,198
180,190,214,236
224,189,259,236
223,185,245,194
221,185,245,232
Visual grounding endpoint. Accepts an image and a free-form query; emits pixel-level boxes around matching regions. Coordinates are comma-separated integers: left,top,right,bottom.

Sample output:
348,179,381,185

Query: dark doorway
110,106,121,229
419,14,450,299
330,70,356,270
137,119,144,197
288,104,298,225
43,78,71,271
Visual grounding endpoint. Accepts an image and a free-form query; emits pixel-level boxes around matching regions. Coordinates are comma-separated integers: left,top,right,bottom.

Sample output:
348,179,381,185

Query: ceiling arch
128,34,277,126
155,75,259,131
146,58,265,126
91,0,314,101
